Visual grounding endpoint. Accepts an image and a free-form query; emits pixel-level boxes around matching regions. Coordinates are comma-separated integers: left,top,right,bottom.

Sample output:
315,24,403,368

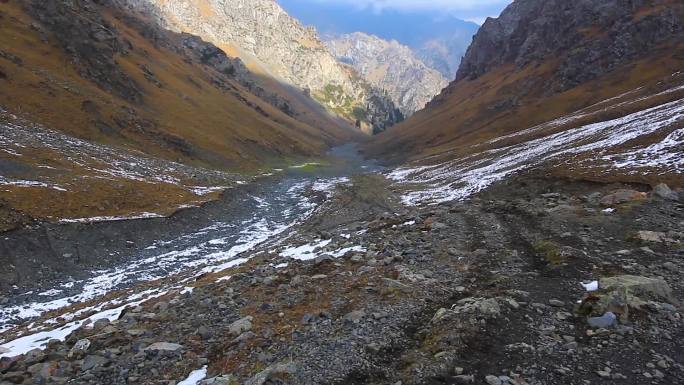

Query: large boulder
599,190,647,206
228,316,253,336
600,275,673,302
580,275,675,322
653,183,680,201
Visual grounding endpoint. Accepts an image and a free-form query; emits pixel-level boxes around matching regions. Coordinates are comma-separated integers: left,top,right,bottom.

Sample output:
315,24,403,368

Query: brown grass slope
365,0,684,173
0,0,359,171
0,0,361,228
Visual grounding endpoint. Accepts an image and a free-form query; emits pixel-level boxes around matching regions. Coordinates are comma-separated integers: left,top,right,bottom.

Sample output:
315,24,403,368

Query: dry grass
0,1,360,222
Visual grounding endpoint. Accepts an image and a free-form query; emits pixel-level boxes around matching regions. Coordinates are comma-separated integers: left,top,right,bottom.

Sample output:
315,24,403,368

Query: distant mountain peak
325,32,448,116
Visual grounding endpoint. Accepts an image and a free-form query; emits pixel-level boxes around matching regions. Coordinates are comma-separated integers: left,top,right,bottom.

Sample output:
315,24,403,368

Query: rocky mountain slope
366,0,684,188
325,32,448,116
416,32,474,80
116,0,402,133
277,3,479,80
0,0,362,227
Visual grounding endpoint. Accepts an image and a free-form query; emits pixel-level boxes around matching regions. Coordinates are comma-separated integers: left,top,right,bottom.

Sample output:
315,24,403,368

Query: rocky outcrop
115,0,402,131
456,0,684,91
416,33,473,80
25,1,143,103
325,32,448,116
179,35,296,117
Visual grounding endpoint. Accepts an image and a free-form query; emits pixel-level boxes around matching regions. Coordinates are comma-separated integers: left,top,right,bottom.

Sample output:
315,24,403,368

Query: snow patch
177,366,208,385
581,281,599,292
280,239,332,261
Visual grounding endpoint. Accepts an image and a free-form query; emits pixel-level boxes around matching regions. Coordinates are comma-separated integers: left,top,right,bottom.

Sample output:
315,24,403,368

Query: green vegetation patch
533,240,563,266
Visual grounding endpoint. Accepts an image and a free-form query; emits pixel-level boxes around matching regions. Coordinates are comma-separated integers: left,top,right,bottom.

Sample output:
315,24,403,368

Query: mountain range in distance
277,0,481,79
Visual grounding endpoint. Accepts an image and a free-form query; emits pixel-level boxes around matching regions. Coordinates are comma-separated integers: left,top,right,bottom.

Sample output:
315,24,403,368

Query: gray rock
313,255,334,265
244,363,296,385
68,339,91,359
343,310,366,324
600,275,674,303
453,375,475,384
548,299,565,307
600,190,646,206
485,375,502,385
588,312,617,328
82,355,108,371
654,183,679,201
382,278,412,292
197,326,213,340
143,342,183,352
228,316,253,336
635,231,671,243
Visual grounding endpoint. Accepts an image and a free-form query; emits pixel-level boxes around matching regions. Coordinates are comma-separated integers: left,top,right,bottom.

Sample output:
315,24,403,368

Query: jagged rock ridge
456,0,684,90
115,0,403,133
325,32,448,117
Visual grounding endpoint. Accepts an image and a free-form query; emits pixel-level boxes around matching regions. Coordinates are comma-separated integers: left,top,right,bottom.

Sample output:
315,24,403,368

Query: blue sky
277,0,513,25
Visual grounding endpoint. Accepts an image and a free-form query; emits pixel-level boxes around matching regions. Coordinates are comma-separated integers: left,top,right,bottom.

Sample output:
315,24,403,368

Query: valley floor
0,170,682,385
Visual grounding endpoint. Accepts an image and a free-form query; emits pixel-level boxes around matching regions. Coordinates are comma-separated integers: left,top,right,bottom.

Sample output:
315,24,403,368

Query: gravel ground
0,172,682,385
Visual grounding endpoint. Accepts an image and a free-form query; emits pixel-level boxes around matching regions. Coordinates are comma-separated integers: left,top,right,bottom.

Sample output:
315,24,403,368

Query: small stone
313,255,334,265
485,375,502,385
343,310,366,324
453,375,474,384
197,326,213,340
454,367,464,375
588,312,617,328
82,355,108,371
143,342,183,352
663,262,677,271
597,368,612,378
549,299,565,307
68,339,91,358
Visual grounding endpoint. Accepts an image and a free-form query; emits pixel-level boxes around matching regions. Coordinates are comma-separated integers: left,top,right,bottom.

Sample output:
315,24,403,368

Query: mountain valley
0,1,682,385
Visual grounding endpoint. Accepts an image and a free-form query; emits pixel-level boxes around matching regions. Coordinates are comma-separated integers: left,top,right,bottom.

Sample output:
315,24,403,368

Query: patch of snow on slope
390,96,684,205
0,290,167,358
280,239,332,260
177,366,208,385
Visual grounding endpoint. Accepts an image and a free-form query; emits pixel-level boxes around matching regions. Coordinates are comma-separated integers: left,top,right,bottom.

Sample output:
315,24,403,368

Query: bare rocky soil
1,173,682,385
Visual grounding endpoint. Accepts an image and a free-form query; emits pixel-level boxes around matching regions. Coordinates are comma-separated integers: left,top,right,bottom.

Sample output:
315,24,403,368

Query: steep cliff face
456,0,684,90
116,0,402,131
325,32,448,116
367,0,684,175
